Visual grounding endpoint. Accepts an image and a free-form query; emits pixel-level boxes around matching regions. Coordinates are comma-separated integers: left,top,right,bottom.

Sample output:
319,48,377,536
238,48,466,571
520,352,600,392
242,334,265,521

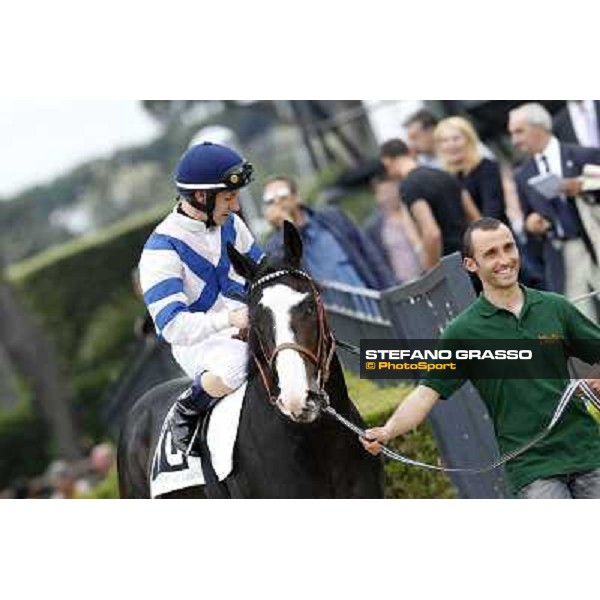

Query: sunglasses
263,189,292,204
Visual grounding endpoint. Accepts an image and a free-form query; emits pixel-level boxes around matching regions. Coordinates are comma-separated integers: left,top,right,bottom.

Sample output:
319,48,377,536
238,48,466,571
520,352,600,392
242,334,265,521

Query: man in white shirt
509,103,600,318
138,142,262,455
554,101,600,148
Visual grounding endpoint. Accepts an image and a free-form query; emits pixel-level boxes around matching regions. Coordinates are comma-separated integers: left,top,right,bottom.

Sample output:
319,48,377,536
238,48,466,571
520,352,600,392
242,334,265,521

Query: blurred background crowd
1,100,599,498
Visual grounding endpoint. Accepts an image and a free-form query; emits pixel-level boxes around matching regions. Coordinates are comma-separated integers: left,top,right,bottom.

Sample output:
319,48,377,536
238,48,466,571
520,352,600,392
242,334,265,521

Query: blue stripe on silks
189,282,220,312
144,233,176,251
144,233,217,287
221,280,248,303
143,277,184,306
216,216,248,303
246,242,264,263
216,216,237,285
221,214,237,253
155,301,188,331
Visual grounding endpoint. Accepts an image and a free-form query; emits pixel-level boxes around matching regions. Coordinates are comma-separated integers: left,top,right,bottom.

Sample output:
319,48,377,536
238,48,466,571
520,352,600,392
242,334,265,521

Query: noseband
249,268,336,406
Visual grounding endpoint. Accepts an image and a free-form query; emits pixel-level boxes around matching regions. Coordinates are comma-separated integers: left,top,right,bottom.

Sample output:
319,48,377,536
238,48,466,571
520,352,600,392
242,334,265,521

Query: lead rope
323,379,583,474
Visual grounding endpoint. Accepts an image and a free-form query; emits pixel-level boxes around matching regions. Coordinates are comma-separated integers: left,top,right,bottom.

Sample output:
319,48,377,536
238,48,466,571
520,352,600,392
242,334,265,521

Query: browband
250,268,312,293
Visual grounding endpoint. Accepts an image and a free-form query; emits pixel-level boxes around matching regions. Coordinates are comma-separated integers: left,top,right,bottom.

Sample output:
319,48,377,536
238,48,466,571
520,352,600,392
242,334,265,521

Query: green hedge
0,402,50,487
7,204,170,364
2,205,170,478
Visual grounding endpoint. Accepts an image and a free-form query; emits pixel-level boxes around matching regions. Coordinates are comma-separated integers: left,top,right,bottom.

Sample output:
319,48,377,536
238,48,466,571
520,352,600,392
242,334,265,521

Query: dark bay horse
117,221,383,498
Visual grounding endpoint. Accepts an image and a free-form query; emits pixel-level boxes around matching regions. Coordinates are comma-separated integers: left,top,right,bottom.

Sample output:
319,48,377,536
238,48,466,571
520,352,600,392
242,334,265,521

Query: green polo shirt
423,286,600,495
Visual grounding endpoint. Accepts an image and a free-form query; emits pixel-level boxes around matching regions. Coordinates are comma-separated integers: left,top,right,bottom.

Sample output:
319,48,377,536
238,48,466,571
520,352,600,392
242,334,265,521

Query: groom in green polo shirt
361,217,600,498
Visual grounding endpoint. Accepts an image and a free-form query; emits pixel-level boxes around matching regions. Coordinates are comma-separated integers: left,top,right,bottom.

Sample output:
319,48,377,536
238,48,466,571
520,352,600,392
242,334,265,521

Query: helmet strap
186,190,218,228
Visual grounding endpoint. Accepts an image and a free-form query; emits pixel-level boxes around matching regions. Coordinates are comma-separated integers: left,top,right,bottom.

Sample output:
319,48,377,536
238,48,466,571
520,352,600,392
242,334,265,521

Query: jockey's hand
232,327,249,342
360,426,392,456
229,307,249,330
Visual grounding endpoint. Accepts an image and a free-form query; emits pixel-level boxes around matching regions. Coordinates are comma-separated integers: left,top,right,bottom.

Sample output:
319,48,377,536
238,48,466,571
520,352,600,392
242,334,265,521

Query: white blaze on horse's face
259,283,317,422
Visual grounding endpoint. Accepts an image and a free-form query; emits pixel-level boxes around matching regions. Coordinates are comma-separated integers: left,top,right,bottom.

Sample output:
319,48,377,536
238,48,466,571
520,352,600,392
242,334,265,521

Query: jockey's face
212,189,241,225
464,225,520,290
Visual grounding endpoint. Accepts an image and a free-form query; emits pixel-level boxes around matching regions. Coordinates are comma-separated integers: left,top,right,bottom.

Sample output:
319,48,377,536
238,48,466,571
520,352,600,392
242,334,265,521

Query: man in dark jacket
509,102,600,319
261,175,394,310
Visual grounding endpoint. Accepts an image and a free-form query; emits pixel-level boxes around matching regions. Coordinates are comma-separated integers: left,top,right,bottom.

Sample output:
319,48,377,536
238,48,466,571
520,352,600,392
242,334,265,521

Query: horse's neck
324,353,351,409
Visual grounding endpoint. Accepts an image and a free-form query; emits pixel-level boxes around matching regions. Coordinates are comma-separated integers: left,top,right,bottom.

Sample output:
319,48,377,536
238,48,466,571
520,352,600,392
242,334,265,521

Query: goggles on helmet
222,161,254,190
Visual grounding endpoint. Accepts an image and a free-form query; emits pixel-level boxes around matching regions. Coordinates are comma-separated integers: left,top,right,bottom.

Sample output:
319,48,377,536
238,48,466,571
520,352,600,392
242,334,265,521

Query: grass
346,371,413,425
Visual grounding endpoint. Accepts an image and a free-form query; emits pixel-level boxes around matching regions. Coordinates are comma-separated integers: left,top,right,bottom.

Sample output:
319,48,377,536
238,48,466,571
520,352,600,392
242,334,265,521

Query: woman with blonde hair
434,116,509,224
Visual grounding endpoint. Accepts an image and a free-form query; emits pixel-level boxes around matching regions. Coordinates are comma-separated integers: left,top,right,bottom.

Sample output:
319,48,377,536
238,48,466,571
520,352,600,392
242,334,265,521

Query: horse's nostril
307,389,329,409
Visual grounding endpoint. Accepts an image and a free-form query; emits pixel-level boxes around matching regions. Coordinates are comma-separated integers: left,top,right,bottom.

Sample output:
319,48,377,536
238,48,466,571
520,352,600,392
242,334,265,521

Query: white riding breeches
171,327,248,390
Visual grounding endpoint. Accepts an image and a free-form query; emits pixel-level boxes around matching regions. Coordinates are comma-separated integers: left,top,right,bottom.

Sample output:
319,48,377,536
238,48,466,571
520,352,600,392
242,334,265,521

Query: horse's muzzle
278,389,328,423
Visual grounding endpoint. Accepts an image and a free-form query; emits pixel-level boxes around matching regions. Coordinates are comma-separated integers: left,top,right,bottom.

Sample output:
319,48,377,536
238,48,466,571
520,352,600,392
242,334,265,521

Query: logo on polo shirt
537,333,563,344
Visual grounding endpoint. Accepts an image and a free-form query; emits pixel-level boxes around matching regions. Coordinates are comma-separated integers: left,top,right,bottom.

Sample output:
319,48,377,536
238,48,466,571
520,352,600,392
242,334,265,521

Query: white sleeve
139,247,230,346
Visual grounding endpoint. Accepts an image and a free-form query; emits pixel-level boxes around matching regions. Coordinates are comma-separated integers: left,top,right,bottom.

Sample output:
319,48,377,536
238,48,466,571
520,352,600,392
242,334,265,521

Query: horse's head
228,221,333,423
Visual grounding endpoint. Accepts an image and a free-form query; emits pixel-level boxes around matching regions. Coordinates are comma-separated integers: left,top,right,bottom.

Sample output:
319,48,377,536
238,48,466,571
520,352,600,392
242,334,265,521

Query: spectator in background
262,175,394,314
403,109,441,168
553,101,600,148
434,116,509,225
380,139,479,270
509,102,600,318
262,175,394,289
88,442,115,486
45,460,77,499
364,176,424,284
435,116,545,290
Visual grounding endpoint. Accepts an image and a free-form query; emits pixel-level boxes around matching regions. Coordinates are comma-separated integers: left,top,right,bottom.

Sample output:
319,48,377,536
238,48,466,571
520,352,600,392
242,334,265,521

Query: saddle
150,383,246,498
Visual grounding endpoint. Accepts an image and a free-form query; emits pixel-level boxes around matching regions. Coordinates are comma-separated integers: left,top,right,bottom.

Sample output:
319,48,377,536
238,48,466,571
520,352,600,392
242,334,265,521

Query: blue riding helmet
175,141,254,193
174,142,254,228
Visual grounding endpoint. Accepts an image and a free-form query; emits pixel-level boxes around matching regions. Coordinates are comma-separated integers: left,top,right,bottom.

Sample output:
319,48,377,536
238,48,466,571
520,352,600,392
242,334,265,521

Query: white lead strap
325,378,589,474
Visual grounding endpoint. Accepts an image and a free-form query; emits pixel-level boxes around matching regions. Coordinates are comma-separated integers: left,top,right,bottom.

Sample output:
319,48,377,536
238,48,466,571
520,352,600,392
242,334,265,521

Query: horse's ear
283,220,303,267
227,243,259,281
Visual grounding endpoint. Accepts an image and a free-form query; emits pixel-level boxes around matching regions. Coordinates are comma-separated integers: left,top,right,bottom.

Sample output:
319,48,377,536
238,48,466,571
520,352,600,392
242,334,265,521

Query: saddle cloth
150,383,246,498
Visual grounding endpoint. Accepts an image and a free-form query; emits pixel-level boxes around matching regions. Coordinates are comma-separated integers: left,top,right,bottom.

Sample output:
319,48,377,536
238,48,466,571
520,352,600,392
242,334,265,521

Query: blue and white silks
138,209,263,384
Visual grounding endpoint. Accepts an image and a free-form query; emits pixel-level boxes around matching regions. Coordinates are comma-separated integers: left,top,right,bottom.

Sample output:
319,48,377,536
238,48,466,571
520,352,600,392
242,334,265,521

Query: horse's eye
305,302,316,316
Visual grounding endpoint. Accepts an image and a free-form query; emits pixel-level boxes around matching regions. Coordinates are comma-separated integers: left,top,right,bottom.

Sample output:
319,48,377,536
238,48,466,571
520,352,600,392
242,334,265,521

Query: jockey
138,142,263,455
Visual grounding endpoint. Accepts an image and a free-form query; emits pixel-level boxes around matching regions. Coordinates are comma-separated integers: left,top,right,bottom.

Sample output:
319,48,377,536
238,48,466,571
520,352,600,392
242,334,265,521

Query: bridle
248,268,336,407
